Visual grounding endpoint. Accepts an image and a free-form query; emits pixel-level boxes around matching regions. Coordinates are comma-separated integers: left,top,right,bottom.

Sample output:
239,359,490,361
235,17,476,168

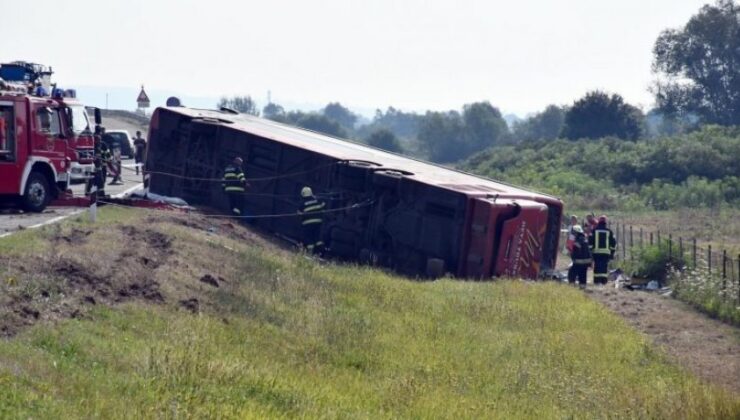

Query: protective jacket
589,223,616,258
571,233,592,265
300,196,325,225
221,165,246,192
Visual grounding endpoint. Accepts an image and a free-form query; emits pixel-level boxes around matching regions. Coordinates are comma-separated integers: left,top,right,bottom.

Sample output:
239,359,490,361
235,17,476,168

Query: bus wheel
22,172,50,213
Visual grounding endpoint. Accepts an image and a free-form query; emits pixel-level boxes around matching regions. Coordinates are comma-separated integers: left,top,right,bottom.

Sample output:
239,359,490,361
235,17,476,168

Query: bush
459,125,740,211
631,243,687,283
669,261,740,326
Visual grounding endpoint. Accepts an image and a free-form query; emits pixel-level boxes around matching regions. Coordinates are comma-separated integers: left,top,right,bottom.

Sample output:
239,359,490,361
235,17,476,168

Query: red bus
146,106,563,279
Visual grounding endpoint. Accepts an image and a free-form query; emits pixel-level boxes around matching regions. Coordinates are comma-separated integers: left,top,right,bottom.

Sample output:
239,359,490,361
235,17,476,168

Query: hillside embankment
0,207,737,418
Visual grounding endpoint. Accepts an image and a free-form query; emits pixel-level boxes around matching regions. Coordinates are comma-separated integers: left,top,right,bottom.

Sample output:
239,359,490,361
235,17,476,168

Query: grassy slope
0,208,737,418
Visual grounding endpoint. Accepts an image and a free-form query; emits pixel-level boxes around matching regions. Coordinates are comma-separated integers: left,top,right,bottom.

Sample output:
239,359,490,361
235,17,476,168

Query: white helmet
301,186,313,197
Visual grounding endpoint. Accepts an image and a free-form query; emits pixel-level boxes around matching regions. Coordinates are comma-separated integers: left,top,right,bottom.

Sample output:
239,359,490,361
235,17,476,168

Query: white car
104,130,135,159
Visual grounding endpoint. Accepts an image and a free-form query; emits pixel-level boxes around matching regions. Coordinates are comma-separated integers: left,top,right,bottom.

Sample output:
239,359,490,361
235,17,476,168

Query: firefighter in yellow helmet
221,157,249,216
588,215,616,285
298,186,325,253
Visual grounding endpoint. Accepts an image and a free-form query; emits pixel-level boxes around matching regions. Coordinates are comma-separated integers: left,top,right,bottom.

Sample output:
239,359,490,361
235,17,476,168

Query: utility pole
267,90,271,104
105,93,109,110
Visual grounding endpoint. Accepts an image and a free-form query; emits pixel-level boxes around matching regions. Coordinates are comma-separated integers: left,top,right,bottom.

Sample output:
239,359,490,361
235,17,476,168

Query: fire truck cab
0,79,98,212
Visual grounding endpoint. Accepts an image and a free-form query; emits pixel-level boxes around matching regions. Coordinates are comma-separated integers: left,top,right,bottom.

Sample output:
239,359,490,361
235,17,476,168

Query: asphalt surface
0,159,143,237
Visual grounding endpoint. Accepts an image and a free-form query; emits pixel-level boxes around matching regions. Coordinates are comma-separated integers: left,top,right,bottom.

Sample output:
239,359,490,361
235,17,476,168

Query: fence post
668,234,672,259
622,224,626,260
692,238,697,268
640,228,643,248
629,226,634,260
679,237,683,262
650,232,653,246
708,245,712,274
722,250,727,291
657,230,661,245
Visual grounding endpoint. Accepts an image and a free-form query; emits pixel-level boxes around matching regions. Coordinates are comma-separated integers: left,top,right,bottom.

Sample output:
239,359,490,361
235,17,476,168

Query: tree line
217,0,738,168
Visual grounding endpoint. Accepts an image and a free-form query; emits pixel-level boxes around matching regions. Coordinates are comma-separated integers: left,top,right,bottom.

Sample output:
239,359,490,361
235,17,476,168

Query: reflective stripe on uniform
225,186,245,192
302,218,322,225
303,203,325,212
592,230,611,255
573,258,592,265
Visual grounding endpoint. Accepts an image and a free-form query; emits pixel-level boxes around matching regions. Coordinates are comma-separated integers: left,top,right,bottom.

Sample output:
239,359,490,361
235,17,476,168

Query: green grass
0,208,737,418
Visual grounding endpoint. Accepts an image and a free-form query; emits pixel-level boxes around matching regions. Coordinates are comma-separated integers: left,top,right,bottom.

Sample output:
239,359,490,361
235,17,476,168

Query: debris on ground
128,188,190,207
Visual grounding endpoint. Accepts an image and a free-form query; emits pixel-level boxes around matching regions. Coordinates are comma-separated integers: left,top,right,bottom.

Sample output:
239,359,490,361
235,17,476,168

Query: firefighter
133,131,147,175
86,132,107,197
568,225,592,289
565,215,579,281
221,157,248,216
298,186,325,254
589,215,616,285
108,144,123,185
99,140,112,190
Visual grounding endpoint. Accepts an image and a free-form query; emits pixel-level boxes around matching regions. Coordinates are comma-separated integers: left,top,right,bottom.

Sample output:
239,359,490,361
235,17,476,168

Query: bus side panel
458,198,519,279
494,201,549,279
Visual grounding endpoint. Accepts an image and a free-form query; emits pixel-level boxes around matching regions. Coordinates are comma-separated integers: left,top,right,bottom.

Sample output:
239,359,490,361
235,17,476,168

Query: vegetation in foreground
0,208,738,418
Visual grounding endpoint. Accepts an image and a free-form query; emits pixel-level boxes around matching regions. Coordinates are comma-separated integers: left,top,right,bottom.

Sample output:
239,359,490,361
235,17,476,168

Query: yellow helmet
301,186,313,197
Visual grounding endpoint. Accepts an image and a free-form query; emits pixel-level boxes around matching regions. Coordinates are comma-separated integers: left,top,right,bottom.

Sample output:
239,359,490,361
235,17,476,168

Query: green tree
652,0,740,125
562,91,645,140
461,101,509,153
417,111,465,163
322,102,358,130
293,113,347,138
366,129,403,153
512,105,566,141
370,107,422,139
217,96,260,116
262,102,286,122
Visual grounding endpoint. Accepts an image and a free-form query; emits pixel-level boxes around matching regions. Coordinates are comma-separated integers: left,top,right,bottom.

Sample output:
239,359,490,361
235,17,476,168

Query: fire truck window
37,107,61,136
0,106,14,162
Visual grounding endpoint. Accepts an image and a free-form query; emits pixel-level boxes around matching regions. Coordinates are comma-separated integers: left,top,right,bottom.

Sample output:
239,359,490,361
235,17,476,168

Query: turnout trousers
569,264,588,285
227,192,244,216
593,254,610,285
302,222,323,253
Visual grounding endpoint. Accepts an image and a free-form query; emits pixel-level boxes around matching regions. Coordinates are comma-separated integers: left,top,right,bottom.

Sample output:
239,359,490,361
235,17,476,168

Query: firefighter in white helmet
298,186,325,253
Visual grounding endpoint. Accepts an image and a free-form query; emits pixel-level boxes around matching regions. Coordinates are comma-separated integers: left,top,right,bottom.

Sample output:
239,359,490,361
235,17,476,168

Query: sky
0,0,710,117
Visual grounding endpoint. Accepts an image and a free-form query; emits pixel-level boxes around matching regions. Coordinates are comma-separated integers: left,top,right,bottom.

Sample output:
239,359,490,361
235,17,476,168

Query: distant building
136,85,150,114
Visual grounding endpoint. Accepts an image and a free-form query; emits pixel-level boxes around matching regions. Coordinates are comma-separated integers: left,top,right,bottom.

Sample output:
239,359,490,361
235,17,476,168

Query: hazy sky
0,0,709,116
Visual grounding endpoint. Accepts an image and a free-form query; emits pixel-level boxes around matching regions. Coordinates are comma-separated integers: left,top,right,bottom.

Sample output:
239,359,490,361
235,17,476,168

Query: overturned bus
145,106,563,279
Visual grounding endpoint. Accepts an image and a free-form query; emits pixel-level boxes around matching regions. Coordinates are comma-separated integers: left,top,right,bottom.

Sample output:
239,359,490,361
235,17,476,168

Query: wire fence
608,220,740,305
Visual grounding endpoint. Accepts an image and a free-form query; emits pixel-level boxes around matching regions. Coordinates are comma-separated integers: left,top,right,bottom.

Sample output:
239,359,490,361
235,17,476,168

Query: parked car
103,130,134,158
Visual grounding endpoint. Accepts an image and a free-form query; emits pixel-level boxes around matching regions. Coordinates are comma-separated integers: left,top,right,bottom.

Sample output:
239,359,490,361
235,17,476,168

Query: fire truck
0,61,99,212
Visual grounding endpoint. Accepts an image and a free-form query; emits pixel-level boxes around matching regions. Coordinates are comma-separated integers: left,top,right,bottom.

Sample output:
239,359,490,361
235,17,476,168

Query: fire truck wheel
22,172,50,213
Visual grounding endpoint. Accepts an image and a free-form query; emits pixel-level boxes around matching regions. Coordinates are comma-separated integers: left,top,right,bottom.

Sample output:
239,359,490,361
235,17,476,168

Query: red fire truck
0,62,99,212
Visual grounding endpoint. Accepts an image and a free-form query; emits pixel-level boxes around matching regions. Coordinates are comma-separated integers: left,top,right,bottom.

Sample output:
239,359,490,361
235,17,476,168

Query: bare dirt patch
589,287,740,394
0,211,277,338
50,227,92,245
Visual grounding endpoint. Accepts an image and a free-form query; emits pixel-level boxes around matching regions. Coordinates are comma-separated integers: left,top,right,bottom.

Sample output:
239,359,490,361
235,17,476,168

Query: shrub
631,243,687,283
669,261,740,326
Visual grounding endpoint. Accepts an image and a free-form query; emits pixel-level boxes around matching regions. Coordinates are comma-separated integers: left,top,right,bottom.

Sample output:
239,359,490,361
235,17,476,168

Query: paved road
0,159,142,237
